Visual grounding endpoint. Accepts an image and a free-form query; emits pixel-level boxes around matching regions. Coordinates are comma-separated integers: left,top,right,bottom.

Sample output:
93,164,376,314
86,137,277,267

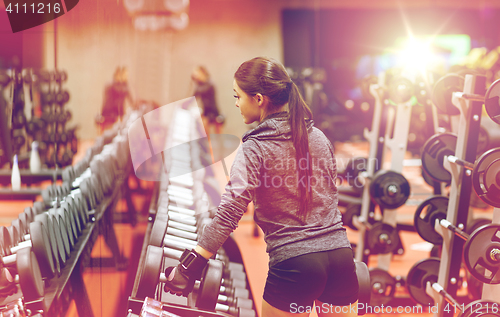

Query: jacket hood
242,112,314,142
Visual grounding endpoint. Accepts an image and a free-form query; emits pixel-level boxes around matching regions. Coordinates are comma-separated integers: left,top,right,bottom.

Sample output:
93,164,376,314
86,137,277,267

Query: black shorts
263,247,359,312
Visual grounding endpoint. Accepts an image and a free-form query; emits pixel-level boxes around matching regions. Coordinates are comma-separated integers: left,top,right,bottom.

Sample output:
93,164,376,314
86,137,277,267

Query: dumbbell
2,221,56,279
140,295,256,317
414,196,500,284
407,257,500,317
149,211,212,246
35,212,68,270
149,214,242,272
0,247,45,302
160,243,247,282
136,245,224,311
161,246,244,275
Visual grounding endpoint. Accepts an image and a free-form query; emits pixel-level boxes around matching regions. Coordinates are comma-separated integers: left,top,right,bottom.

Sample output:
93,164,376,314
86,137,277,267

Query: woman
165,57,359,317
191,65,224,134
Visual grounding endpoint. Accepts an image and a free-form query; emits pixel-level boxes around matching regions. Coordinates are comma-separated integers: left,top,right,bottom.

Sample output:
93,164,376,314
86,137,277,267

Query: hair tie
286,81,293,91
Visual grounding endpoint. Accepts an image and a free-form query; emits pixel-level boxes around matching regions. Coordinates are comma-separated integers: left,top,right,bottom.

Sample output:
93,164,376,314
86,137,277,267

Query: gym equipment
6,247,45,302
484,78,500,125
463,224,500,284
355,261,371,316
414,196,449,245
432,74,465,115
343,157,368,192
149,213,211,247
139,296,256,317
369,170,410,210
388,76,414,104
3,221,56,279
368,268,396,306
407,258,500,317
421,133,457,183
136,245,224,312
472,148,500,208
414,197,500,284
365,222,400,255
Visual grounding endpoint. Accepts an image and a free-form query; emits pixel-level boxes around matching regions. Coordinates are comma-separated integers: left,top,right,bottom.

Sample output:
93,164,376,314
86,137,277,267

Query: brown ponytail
234,57,313,218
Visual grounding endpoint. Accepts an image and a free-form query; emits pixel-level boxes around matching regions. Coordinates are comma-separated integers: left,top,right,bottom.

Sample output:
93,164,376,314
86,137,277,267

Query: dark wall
282,8,500,100
1,9,44,69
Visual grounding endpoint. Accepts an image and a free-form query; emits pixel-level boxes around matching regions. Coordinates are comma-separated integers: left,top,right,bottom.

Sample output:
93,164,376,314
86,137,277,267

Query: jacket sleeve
198,139,262,254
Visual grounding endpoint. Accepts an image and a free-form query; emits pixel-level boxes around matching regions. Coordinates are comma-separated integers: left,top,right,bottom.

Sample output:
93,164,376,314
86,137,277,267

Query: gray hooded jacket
198,112,351,266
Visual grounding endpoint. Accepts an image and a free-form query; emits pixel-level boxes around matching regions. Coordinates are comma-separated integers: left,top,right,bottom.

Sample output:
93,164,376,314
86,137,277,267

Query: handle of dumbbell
167,219,198,233
490,249,500,262
454,92,485,102
168,205,196,217
167,213,197,227
166,226,198,240
431,283,462,310
10,240,32,254
439,219,469,241
445,155,474,170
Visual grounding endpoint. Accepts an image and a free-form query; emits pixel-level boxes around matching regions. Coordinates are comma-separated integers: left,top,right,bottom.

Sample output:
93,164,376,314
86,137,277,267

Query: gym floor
0,138,494,317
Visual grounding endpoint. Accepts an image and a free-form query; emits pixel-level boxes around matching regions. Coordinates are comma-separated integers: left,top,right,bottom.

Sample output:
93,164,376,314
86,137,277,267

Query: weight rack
0,108,140,316
127,99,257,317
410,74,500,317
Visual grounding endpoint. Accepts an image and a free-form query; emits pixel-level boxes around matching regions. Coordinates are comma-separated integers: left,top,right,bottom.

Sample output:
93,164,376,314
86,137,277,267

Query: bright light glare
397,37,438,73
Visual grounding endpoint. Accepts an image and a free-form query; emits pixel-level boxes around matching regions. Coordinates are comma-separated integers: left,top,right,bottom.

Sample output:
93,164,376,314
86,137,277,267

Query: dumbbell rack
426,75,500,316
0,110,138,316
128,101,256,317
349,71,448,308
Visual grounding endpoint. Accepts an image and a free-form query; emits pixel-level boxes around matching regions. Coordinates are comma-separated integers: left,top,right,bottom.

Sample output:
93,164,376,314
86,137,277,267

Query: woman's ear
254,93,266,107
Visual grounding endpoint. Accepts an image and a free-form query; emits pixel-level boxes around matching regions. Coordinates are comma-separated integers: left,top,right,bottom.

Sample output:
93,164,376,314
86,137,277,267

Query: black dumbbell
0,247,45,302
35,212,67,270
136,245,224,306
3,221,56,280
149,212,212,247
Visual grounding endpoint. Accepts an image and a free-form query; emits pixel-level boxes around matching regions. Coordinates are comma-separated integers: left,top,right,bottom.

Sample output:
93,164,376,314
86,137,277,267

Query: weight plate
24,207,35,223
466,271,483,300
16,247,44,302
485,78,500,125
472,148,500,208
34,213,62,276
342,203,362,231
91,175,104,204
73,192,89,225
368,268,396,306
0,226,12,256
18,212,29,233
149,216,168,247
196,259,224,311
463,224,500,284
80,178,96,211
355,261,371,315
64,204,79,243
58,208,75,250
369,170,410,209
11,219,24,241
414,196,449,245
421,132,457,183
344,157,368,193
388,76,414,104
432,74,464,115
467,218,492,235
406,257,440,306
7,225,20,247
136,245,162,299
50,212,70,261
30,221,56,279
63,199,82,236
366,222,400,254
460,299,500,317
